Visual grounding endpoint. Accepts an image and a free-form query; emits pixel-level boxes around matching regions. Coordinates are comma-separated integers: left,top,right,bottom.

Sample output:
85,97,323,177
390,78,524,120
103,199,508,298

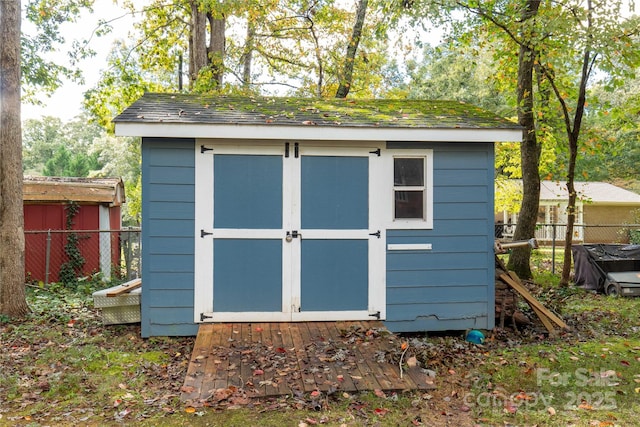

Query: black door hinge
369,311,381,319
285,142,290,158
294,142,299,158
200,313,213,321
369,148,381,156
369,230,381,238
201,145,213,153
200,229,213,238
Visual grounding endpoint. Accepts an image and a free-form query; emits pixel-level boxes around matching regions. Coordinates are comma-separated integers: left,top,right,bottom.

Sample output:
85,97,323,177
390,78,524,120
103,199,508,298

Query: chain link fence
24,228,141,285
497,223,640,246
496,223,640,274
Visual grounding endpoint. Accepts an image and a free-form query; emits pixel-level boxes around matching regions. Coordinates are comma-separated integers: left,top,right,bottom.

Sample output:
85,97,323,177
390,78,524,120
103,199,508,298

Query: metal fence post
45,229,51,285
551,224,556,275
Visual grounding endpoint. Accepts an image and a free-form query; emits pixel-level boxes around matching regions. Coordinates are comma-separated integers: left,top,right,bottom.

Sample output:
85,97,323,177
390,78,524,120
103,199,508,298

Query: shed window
383,149,433,229
394,158,425,219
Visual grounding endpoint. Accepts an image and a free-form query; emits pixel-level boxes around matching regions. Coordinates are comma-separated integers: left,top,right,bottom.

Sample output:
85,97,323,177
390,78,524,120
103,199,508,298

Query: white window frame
383,149,433,229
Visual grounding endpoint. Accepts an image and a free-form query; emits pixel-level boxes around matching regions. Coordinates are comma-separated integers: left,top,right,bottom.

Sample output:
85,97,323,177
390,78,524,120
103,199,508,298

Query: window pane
395,191,424,219
394,158,424,186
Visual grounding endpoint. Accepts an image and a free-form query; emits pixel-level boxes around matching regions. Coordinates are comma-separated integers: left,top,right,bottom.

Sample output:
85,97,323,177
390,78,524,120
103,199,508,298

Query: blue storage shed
114,94,522,337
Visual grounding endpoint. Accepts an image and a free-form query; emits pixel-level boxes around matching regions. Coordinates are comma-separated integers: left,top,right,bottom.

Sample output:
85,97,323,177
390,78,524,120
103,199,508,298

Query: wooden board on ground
106,278,141,296
499,273,568,330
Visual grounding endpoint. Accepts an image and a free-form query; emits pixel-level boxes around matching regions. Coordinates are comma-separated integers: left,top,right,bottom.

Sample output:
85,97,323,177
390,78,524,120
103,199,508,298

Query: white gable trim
116,122,522,143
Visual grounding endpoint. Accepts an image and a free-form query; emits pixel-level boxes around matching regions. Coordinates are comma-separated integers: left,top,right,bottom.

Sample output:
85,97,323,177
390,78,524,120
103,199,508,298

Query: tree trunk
560,8,593,285
335,0,368,98
241,21,255,89
507,0,541,279
207,14,225,88
561,152,578,285
189,0,208,86
0,0,29,318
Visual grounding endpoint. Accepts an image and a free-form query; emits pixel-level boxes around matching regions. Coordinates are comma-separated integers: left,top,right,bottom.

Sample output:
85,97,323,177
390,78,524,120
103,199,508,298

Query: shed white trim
116,122,522,143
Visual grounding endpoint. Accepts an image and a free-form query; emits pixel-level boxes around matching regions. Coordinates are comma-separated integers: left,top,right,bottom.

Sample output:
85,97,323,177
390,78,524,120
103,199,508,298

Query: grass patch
469,336,640,426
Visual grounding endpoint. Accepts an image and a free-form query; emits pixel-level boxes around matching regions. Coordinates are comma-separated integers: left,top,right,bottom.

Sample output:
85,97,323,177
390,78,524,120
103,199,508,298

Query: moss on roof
113,93,520,130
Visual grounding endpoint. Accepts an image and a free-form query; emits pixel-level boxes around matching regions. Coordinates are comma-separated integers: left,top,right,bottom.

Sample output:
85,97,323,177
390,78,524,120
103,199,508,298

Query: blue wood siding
385,142,495,332
141,138,197,337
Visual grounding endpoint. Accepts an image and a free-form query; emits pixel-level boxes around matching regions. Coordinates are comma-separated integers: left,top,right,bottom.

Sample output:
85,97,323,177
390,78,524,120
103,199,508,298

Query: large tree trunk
189,0,208,86
207,14,225,88
507,0,541,279
335,0,368,98
189,0,225,89
0,0,29,318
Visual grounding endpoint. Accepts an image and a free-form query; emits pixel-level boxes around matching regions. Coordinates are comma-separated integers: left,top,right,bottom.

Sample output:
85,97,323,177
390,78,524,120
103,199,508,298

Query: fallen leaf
310,390,321,397
185,406,196,413
547,407,556,416
407,356,418,368
374,389,386,398
621,360,630,366
503,401,517,414
253,369,264,376
578,401,593,410
515,391,534,401
374,408,389,416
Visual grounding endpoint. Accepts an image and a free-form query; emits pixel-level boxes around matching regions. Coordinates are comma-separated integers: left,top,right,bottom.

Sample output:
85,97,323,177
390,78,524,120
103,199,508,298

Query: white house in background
497,181,640,243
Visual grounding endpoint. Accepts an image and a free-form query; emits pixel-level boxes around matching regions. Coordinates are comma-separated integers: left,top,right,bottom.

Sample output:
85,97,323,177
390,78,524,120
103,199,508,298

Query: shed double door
194,142,384,322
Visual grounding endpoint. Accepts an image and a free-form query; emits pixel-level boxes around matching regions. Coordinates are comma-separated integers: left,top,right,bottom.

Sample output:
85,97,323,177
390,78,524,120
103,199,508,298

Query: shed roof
23,176,126,206
114,93,523,143
541,181,640,205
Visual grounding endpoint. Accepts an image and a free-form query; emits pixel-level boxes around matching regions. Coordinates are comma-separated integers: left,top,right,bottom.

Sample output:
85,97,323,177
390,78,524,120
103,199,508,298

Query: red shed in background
24,177,126,283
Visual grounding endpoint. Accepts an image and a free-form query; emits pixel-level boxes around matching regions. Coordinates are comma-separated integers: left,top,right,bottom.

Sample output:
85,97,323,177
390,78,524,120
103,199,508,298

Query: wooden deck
181,321,435,403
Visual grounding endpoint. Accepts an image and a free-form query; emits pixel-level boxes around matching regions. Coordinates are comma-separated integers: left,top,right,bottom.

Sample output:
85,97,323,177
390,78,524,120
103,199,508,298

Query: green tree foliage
23,114,103,176
22,0,96,101
85,0,395,127
83,40,175,131
394,42,512,115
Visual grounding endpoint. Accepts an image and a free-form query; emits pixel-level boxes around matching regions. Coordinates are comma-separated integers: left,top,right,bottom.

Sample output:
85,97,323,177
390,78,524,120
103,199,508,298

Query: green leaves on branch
22,0,97,101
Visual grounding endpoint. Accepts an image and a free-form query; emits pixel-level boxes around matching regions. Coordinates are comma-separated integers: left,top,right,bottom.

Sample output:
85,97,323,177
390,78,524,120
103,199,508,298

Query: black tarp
572,244,640,291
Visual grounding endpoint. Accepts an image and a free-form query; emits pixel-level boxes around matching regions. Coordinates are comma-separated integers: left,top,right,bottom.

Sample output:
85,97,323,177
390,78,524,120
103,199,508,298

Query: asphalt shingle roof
541,181,640,204
113,93,521,130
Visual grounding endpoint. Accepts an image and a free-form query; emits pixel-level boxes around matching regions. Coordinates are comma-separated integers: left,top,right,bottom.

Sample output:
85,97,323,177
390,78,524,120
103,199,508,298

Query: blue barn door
194,142,384,322
291,148,374,321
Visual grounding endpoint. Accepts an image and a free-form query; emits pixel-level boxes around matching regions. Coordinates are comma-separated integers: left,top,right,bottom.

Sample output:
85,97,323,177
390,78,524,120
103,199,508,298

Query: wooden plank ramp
181,321,435,404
